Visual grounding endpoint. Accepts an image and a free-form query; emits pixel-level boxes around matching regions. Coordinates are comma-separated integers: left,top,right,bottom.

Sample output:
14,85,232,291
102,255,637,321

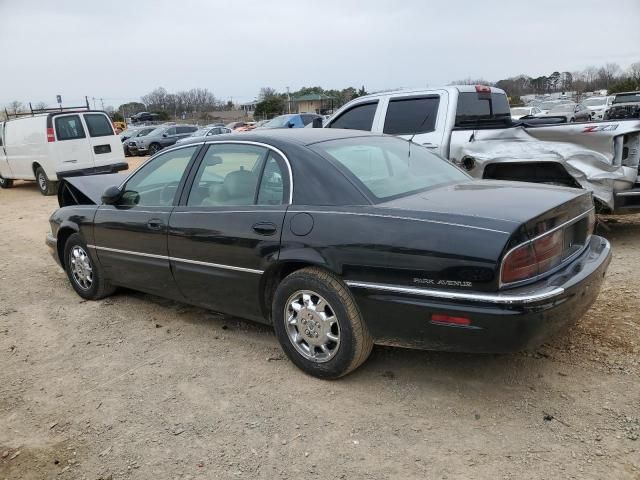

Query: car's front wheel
148,143,161,155
273,267,373,379
63,233,115,300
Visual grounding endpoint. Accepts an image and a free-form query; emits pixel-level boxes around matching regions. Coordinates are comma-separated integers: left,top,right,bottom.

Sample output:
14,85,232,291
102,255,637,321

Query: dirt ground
0,163,639,479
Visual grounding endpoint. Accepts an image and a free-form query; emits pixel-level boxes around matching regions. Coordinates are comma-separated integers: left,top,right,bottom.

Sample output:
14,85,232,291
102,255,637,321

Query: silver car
175,125,232,145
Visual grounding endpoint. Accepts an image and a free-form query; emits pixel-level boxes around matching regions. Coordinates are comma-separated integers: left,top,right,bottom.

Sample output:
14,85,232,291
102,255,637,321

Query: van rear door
52,114,94,176
82,113,125,169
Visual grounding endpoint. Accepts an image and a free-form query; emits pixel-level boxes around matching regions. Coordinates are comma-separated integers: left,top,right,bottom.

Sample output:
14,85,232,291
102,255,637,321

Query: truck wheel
148,143,161,155
35,166,58,196
63,233,116,300
0,175,13,189
272,267,373,379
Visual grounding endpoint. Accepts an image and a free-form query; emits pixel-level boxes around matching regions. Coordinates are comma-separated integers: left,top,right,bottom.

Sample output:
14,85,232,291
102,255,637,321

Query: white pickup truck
324,85,640,214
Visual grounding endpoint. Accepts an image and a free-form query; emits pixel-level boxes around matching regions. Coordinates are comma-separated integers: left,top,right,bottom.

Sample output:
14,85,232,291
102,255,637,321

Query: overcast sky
1,0,638,108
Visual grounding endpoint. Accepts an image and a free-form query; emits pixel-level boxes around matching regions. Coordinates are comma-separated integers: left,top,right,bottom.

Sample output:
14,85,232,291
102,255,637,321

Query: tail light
46,128,55,142
501,230,563,284
431,314,471,326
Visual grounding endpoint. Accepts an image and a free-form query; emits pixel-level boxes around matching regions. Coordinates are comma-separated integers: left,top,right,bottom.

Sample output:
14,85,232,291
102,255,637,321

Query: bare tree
628,62,640,81
33,101,48,110
258,87,279,100
7,101,24,115
141,87,169,111
597,63,621,88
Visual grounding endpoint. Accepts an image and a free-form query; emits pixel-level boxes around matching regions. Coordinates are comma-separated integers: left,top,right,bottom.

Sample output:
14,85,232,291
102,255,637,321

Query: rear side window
177,126,197,134
84,114,114,137
328,102,378,131
383,96,440,135
55,115,86,141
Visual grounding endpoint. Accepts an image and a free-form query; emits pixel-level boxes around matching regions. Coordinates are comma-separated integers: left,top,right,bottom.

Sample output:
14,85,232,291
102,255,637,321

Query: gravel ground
0,167,639,479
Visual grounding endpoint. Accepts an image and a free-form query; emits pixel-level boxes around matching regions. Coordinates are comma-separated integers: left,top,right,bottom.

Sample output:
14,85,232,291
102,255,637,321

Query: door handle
147,218,164,230
422,143,438,149
252,222,277,235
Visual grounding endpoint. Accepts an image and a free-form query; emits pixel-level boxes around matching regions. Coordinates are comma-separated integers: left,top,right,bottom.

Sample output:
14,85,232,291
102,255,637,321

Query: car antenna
407,112,431,158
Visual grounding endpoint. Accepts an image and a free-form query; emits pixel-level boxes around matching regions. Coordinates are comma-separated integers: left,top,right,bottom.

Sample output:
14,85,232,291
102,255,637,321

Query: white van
0,110,127,195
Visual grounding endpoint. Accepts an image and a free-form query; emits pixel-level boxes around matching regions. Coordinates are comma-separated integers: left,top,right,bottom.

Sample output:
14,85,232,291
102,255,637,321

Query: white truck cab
0,108,127,195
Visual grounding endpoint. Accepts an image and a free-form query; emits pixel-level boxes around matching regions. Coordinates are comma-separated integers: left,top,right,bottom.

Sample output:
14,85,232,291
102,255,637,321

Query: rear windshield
310,136,468,202
613,93,640,104
455,92,511,128
84,114,114,137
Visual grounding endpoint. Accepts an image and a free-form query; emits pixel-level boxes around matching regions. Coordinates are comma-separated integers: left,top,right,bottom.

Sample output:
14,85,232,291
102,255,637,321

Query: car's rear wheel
273,267,373,379
148,143,161,155
63,233,115,300
35,166,58,196
0,174,13,189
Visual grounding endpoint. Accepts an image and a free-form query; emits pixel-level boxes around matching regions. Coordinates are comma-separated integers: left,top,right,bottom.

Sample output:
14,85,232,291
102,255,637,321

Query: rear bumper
56,162,128,178
613,187,640,214
347,235,611,353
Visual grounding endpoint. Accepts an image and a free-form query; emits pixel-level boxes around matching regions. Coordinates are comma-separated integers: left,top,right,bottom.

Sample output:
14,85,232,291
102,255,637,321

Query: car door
82,113,121,168
92,144,200,297
379,92,448,155
53,114,93,173
168,142,291,321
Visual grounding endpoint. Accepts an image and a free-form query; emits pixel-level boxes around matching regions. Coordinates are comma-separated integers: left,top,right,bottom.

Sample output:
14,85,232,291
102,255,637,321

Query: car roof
185,128,381,147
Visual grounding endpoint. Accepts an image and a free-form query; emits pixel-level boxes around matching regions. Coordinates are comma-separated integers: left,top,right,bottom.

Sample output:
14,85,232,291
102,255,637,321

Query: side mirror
162,133,168,137
287,121,294,128
311,117,323,128
102,185,123,205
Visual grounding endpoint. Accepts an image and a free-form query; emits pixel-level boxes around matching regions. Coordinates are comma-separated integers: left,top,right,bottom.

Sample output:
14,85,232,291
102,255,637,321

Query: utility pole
286,87,291,114
92,97,97,109
100,98,104,110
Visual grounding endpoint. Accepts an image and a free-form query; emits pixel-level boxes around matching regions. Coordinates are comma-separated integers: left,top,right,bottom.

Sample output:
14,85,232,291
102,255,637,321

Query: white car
0,110,127,195
510,106,541,120
582,96,613,121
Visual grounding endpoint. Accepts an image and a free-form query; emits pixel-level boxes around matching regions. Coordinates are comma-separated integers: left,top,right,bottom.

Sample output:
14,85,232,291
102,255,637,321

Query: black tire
35,166,58,196
272,267,373,379
148,143,161,155
124,146,131,157
63,233,115,300
0,175,13,189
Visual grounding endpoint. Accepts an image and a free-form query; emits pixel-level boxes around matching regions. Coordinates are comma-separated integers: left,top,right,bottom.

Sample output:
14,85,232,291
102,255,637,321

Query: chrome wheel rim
284,290,340,363
69,246,93,290
38,172,47,190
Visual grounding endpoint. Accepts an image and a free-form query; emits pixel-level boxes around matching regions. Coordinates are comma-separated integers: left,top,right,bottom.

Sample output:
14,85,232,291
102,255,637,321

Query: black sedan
46,129,611,378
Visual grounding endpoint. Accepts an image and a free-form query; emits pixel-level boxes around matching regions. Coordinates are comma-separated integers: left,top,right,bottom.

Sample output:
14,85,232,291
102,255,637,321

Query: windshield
582,98,606,106
549,104,574,113
613,93,640,104
310,136,469,202
538,101,558,110
264,115,296,128
192,128,209,137
137,128,155,137
510,108,530,115
147,127,165,137
454,92,511,128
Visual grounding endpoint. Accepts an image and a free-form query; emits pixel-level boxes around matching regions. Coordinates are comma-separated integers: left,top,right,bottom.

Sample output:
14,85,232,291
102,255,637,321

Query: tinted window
177,126,197,134
165,127,177,135
187,144,267,206
383,96,440,135
121,146,197,207
84,114,113,137
311,136,468,202
613,93,640,104
455,92,511,128
55,115,86,141
328,102,378,131
257,153,286,205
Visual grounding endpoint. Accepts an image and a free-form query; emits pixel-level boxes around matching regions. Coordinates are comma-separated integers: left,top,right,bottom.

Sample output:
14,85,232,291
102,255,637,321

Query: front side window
328,102,378,131
55,115,86,141
187,144,268,206
311,136,469,202
165,127,177,136
120,146,197,207
177,126,197,134
84,113,114,137
383,96,440,135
